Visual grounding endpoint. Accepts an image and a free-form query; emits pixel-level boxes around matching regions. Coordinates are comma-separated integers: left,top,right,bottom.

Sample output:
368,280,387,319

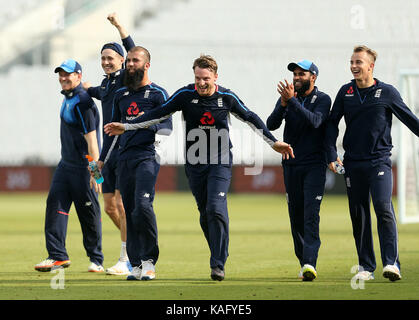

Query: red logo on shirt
127,102,140,115
200,112,215,125
347,86,354,94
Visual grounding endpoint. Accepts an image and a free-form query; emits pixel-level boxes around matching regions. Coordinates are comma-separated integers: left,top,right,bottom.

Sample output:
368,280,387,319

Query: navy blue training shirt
60,83,101,168
123,84,279,165
267,87,331,166
100,83,172,162
325,78,419,163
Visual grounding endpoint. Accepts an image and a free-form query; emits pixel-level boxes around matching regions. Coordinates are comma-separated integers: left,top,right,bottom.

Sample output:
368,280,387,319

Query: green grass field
0,192,418,300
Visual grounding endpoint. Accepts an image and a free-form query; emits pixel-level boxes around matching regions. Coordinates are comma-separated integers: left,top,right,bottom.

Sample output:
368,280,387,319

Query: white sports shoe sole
88,263,104,273
106,261,131,275
383,265,402,282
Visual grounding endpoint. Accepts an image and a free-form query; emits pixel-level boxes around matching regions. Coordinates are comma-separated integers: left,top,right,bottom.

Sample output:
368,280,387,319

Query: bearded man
266,60,331,282
100,46,172,281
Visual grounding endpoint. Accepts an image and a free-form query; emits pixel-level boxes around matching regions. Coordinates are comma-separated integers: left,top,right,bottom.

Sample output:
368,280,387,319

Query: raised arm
108,13,129,40
107,12,135,51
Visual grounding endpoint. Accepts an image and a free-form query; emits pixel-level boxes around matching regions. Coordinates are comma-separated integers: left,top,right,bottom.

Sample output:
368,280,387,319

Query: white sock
120,242,128,262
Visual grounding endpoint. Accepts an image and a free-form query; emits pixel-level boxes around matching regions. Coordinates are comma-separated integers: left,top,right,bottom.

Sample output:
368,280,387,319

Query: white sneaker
354,270,374,280
140,259,156,280
127,266,142,281
106,260,131,275
383,264,402,282
301,264,317,281
34,258,71,272
88,262,104,273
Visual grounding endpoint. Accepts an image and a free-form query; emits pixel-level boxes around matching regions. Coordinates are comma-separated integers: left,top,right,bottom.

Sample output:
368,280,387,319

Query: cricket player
325,45,419,282
35,59,104,273
267,60,331,281
83,13,135,276
104,54,294,281
100,46,172,281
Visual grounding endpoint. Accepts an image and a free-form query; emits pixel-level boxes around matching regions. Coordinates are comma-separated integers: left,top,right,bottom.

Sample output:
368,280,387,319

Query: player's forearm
288,97,330,129
125,113,173,131
266,99,286,130
84,130,100,161
116,24,129,39
232,111,277,147
391,97,419,137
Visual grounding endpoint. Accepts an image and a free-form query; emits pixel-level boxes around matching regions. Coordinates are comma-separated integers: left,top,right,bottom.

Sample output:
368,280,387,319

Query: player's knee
373,201,395,222
373,201,392,214
206,203,228,222
135,198,153,215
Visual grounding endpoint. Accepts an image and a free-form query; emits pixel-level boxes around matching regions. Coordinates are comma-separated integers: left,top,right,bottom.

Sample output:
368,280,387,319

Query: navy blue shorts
101,150,119,194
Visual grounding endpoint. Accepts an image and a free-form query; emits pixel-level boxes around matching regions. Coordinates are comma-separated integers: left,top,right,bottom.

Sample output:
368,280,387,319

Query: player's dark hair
128,46,151,63
193,55,218,74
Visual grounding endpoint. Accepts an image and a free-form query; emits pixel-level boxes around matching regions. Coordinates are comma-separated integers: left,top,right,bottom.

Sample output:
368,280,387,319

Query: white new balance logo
191,99,199,104
315,196,322,201
378,171,384,176
143,193,150,198
218,192,225,197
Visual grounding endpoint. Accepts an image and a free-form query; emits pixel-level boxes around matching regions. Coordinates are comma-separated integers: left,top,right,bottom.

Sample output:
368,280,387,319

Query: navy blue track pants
44,161,103,265
185,164,231,271
344,158,400,272
118,158,160,267
283,164,326,268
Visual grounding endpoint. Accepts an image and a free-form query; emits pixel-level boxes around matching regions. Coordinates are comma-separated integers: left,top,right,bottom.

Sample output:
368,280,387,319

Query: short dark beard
123,68,145,90
294,79,311,96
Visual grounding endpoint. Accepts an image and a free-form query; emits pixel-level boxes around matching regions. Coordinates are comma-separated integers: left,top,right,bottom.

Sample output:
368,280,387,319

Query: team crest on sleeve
345,86,354,97
374,89,382,98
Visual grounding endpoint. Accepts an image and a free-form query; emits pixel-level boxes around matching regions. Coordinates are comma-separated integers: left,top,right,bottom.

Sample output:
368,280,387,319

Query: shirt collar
61,83,83,98
297,86,318,101
104,69,123,79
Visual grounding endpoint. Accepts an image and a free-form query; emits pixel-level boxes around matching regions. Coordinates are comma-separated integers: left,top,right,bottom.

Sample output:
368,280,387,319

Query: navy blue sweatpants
283,164,326,268
344,158,400,272
118,158,160,267
185,164,232,271
45,161,103,265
